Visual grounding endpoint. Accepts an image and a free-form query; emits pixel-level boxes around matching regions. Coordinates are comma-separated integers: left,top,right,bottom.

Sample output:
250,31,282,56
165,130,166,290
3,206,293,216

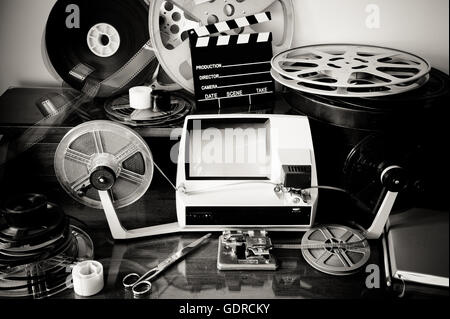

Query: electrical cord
301,185,372,214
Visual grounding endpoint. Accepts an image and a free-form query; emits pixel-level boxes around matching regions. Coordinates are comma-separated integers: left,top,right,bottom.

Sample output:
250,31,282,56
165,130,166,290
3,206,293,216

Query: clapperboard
189,12,275,110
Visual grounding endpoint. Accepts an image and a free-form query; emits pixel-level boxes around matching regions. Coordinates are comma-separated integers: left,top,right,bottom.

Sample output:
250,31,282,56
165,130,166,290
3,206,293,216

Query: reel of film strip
54,121,179,239
271,44,432,97
104,90,194,127
54,121,154,210
300,225,370,276
1,0,160,168
45,0,158,98
0,194,94,299
148,0,295,93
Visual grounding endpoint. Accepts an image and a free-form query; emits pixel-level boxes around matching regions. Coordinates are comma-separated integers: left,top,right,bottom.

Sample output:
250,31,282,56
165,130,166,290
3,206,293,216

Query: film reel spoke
112,104,132,111
370,52,402,62
70,174,91,192
119,169,145,185
319,227,334,241
92,131,105,154
338,230,354,242
346,247,367,254
366,70,399,84
65,148,91,167
335,250,353,268
315,250,333,266
115,143,139,164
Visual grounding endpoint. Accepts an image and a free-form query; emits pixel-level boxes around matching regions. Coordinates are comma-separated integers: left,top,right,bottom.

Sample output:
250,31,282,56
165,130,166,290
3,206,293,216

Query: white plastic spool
72,260,104,297
87,23,121,58
129,86,153,110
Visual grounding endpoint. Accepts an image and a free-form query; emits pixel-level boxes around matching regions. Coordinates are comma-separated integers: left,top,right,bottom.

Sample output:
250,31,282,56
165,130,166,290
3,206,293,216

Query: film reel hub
1,194,67,249
90,166,117,191
86,23,121,58
3,194,49,228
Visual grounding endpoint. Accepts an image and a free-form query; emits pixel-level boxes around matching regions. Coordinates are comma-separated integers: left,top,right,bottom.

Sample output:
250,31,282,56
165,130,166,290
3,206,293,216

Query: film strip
0,42,154,168
188,12,275,110
0,0,158,168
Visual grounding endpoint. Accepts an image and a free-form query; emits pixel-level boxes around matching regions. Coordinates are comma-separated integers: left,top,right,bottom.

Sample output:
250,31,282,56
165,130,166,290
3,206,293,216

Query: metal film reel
301,225,370,276
149,0,295,93
54,121,154,209
104,91,194,127
0,226,94,299
272,44,431,89
271,69,430,98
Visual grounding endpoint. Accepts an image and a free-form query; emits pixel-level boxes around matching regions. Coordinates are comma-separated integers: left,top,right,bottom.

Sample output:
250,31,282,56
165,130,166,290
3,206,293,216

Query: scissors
122,233,212,296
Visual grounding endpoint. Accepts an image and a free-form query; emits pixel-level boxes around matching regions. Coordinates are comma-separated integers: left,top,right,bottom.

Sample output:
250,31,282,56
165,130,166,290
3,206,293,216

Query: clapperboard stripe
195,32,272,47
193,12,271,37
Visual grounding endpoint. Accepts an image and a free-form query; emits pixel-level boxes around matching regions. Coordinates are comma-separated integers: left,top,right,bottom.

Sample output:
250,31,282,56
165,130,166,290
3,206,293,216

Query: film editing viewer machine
53,114,403,272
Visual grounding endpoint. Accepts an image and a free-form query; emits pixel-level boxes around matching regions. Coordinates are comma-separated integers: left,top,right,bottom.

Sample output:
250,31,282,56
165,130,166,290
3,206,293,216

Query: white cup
129,86,152,110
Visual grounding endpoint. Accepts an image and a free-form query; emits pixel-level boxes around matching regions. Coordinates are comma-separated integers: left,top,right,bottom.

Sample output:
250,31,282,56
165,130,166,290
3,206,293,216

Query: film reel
0,225,94,299
0,194,67,253
272,68,430,98
301,225,370,276
272,44,431,88
104,91,194,127
54,121,154,209
45,0,158,97
149,0,295,93
283,68,448,130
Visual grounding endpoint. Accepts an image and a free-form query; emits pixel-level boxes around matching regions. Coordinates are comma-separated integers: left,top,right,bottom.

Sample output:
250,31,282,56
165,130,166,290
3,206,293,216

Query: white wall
0,0,448,95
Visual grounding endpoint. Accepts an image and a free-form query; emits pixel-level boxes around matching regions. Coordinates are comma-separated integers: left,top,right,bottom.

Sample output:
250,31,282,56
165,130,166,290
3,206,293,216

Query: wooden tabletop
0,87,433,299
35,183,384,300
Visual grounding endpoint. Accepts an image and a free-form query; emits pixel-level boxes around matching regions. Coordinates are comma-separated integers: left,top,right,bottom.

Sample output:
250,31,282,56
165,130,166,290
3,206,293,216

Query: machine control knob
380,166,408,192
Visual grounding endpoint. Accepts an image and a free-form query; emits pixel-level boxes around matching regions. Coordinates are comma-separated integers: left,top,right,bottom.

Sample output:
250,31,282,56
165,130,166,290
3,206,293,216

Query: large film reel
45,0,158,97
271,44,431,97
149,0,295,93
272,69,430,98
54,121,154,209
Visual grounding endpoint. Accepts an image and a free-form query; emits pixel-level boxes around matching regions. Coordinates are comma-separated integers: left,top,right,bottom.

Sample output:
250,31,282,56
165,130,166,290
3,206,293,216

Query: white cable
178,181,279,195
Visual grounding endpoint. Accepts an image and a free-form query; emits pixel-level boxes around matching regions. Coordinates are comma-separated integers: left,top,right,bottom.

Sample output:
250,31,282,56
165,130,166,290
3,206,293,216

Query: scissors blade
150,233,212,279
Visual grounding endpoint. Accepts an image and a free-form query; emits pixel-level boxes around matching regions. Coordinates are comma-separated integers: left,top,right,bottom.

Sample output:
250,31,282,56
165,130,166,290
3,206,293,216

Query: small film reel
54,121,154,209
301,225,370,276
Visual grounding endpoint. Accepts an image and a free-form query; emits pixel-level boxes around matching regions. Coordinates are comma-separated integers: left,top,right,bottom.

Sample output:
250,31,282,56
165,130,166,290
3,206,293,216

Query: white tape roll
129,86,153,110
72,260,104,297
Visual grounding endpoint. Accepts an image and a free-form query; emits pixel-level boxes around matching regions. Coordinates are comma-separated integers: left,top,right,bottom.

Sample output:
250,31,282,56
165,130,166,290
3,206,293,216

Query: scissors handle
122,234,212,294
122,273,141,289
122,268,158,289
132,280,152,297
